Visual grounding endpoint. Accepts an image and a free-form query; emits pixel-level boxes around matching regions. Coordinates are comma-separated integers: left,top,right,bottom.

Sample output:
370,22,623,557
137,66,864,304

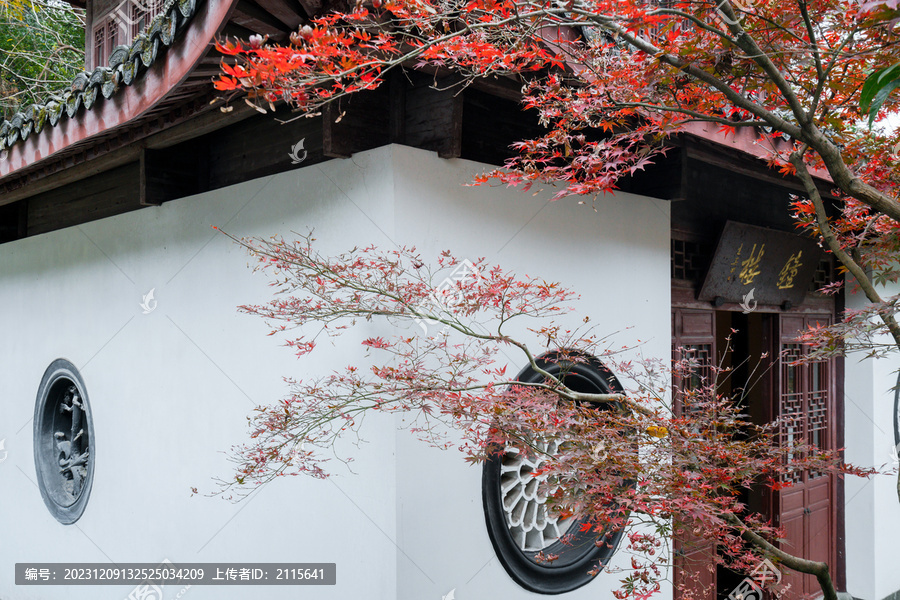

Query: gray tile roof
0,0,202,154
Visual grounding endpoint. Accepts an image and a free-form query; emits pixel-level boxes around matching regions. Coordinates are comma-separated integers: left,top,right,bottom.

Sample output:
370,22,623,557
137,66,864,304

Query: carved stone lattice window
482,352,627,594
33,359,95,524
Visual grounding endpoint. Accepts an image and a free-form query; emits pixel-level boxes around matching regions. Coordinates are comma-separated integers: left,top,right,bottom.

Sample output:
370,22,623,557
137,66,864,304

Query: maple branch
610,100,768,127
789,151,900,358
583,15,805,140
723,513,838,600
792,147,900,521
797,0,824,114
645,7,735,42
707,5,900,223
716,0,810,126
816,30,858,115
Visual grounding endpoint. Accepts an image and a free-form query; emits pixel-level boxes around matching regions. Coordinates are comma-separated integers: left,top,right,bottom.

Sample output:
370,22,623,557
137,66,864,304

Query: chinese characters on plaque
699,221,822,308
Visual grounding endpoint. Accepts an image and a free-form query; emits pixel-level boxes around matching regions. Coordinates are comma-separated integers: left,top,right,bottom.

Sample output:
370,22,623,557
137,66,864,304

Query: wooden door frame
774,313,842,599
671,301,846,598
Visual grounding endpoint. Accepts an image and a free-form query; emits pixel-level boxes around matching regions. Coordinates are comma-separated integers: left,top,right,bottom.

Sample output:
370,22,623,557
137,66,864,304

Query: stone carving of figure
55,386,89,501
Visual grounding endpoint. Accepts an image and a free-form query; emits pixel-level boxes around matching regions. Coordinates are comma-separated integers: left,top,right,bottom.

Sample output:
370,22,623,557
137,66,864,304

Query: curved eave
0,0,238,182
681,121,832,182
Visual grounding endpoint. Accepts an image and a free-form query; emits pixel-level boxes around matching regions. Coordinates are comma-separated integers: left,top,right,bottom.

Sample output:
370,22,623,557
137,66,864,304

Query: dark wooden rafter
141,146,207,206
231,0,292,40
221,21,261,40
253,0,307,30
295,0,322,20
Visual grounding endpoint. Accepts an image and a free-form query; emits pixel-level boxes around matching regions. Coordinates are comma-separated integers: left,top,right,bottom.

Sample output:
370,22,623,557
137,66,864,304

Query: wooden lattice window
671,238,711,284
92,16,120,67
809,256,836,294
779,320,832,482
130,0,163,38
780,344,805,483
92,0,164,67
93,24,105,68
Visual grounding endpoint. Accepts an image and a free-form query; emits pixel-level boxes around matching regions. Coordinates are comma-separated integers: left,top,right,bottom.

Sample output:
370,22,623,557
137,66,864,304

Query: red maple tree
214,0,900,357
211,1,900,596
215,232,876,600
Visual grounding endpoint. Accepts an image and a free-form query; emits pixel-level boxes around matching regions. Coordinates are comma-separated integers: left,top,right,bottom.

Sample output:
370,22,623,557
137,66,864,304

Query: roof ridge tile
0,0,204,156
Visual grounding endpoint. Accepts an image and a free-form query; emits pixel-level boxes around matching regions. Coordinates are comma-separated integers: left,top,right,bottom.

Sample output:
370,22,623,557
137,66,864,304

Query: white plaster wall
843,278,900,600
389,145,672,600
0,149,400,600
0,144,672,600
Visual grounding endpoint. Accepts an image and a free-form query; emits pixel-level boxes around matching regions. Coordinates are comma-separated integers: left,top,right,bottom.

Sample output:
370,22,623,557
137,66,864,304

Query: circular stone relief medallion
33,359,95,524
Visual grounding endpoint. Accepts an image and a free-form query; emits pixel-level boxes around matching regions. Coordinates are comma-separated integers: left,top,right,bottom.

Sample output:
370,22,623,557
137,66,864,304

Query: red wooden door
672,308,717,600
777,314,836,599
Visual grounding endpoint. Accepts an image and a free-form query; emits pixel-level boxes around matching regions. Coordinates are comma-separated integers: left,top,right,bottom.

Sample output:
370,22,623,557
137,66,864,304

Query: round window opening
33,359,95,524
482,351,628,594
893,370,900,451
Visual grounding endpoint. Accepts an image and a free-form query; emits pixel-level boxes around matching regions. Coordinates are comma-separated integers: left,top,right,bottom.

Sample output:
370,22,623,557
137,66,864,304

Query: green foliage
0,0,85,119
861,63,900,128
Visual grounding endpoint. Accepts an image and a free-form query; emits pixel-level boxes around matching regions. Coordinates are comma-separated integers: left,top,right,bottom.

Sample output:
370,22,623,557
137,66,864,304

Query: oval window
33,359,95,524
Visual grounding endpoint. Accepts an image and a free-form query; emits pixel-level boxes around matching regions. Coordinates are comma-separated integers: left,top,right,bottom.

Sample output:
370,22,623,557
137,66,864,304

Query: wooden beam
323,88,392,158
0,147,142,207
0,200,26,243
253,0,305,30
459,87,544,167
141,146,207,206
205,105,324,189
27,163,142,236
682,136,836,199
404,77,463,158
619,146,687,202
389,71,406,143
0,102,259,206
295,0,321,18
468,75,523,103
231,0,290,38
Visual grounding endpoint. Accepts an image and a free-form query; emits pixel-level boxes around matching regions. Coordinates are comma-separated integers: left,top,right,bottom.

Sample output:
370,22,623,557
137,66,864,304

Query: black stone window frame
33,359,96,524
482,351,628,595
894,370,900,450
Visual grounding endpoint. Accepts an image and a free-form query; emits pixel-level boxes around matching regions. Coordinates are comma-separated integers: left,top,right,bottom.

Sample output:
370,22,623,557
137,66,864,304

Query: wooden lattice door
672,308,717,600
776,314,836,600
